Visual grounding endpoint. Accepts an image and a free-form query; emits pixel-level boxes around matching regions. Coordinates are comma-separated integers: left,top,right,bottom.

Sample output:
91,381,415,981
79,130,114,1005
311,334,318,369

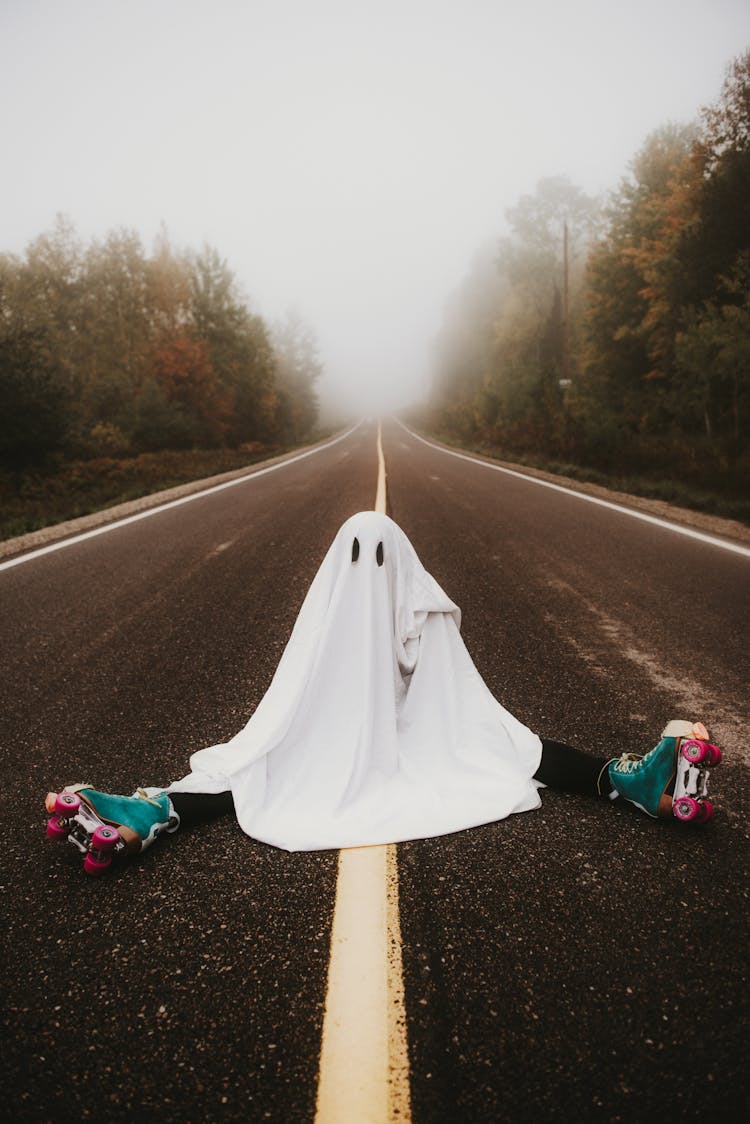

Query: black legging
170,790,235,828
169,740,611,828
535,739,612,797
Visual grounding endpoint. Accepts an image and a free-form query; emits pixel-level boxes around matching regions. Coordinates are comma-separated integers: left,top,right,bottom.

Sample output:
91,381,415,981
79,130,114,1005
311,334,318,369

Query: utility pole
562,220,570,386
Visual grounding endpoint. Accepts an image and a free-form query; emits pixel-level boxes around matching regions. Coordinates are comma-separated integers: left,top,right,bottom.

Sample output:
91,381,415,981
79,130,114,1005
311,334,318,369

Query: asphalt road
1,419,747,1122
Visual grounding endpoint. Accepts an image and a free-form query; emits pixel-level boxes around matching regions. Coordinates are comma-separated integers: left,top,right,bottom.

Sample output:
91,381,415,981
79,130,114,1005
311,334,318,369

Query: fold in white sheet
169,511,542,850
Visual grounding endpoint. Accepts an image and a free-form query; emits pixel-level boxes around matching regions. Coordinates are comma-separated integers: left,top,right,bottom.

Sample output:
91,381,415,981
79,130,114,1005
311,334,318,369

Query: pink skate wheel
673,795,701,822
707,743,722,765
91,825,120,851
83,852,112,876
45,816,69,841
698,800,714,822
55,792,81,815
681,739,709,764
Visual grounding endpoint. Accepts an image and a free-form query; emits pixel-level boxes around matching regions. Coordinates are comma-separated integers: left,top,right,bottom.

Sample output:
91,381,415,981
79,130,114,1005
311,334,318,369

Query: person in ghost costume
45,512,721,871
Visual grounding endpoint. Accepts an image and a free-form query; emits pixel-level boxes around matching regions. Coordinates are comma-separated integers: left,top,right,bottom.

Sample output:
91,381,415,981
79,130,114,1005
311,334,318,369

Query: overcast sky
2,0,749,416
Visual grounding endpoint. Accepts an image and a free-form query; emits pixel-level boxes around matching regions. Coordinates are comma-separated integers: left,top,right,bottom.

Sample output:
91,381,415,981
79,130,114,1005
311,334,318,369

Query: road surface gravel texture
1,419,747,1123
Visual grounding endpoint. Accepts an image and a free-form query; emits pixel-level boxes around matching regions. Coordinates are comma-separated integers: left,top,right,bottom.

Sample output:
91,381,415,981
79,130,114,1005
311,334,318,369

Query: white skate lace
135,788,162,807
598,752,646,800
612,752,646,775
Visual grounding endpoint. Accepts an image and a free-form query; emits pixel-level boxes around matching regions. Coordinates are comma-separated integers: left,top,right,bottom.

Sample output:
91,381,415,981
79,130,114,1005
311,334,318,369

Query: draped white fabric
168,512,542,850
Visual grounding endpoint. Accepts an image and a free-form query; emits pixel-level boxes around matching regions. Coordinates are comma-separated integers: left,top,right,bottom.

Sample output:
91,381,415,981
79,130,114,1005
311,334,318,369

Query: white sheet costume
168,511,542,850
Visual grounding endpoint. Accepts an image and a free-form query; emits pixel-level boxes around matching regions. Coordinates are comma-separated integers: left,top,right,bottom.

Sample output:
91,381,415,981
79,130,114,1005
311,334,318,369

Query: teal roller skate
603,721,722,823
45,785,179,874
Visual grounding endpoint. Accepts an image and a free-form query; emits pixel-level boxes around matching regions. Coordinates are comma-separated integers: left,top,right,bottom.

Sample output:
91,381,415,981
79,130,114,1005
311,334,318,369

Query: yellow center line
315,420,411,1123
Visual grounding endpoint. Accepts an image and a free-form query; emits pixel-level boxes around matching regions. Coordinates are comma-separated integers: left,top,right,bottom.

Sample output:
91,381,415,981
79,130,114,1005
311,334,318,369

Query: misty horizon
2,0,749,419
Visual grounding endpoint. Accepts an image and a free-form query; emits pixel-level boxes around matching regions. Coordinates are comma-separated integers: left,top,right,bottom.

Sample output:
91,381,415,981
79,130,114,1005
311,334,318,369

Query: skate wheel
45,816,69,841
681,739,710,764
707,743,722,765
698,800,714,822
55,791,81,815
673,795,701,822
83,851,112,876
91,825,120,851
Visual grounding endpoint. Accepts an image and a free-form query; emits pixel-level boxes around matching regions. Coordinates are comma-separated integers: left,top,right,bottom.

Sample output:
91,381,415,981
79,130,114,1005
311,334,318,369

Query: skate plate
45,789,126,875
672,737,721,823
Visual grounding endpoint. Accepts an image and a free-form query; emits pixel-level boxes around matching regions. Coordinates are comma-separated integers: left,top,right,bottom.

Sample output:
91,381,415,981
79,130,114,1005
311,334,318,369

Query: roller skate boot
605,721,721,823
44,785,179,874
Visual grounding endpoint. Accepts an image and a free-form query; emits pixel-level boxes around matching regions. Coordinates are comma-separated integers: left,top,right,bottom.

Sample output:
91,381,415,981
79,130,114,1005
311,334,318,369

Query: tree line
0,222,321,468
429,51,750,498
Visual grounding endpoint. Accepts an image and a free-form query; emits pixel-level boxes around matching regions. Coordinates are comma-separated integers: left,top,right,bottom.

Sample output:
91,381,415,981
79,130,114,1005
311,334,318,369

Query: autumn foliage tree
150,335,232,447
272,310,322,442
431,176,601,454
580,123,700,461
0,222,322,469
429,50,750,498
0,327,72,465
582,52,750,473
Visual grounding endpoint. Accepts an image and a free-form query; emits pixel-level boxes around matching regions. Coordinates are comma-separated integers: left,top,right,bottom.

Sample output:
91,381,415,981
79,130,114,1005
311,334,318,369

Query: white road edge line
315,422,412,1124
397,420,750,559
0,424,362,574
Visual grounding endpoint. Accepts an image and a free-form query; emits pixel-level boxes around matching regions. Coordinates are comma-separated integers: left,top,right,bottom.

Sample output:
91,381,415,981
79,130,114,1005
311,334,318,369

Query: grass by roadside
0,444,295,542
420,428,750,527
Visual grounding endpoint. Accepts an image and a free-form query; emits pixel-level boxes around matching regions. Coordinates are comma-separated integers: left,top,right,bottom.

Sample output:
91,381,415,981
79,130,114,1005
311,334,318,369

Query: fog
2,0,748,419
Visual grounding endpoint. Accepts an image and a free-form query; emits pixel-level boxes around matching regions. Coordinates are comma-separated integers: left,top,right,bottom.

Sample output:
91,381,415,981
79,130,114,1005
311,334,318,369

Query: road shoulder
407,428,750,548
0,431,349,562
